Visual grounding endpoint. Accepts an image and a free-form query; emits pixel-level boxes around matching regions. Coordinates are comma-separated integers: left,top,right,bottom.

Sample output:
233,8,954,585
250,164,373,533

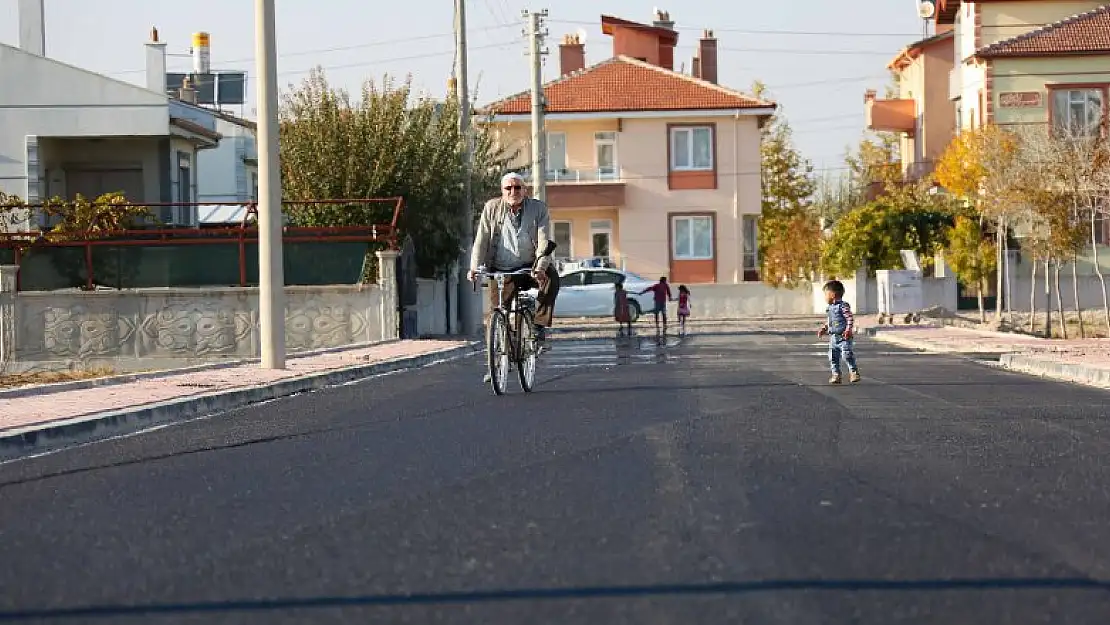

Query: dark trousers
487,264,560,327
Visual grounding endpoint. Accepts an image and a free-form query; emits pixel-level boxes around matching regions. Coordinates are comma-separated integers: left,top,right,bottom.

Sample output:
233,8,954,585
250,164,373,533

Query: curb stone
0,340,403,400
0,341,480,463
998,354,1110,389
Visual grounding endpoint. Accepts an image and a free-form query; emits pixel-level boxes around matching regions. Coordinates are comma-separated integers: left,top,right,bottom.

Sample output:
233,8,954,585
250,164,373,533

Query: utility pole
523,9,549,202
454,0,480,336
254,0,286,369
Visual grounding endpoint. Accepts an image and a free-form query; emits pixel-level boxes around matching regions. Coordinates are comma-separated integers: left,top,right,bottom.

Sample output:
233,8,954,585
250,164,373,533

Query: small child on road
676,285,691,336
817,280,861,384
613,278,633,337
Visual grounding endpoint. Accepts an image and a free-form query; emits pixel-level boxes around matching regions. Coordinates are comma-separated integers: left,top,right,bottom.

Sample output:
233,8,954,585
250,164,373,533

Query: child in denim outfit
818,280,860,384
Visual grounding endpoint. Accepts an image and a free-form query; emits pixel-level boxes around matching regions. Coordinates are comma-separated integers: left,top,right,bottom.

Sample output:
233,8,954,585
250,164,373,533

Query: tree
277,68,517,278
820,193,958,279
751,81,820,287
40,192,153,240
811,171,862,232
945,215,997,322
935,124,1023,323
1020,124,1110,337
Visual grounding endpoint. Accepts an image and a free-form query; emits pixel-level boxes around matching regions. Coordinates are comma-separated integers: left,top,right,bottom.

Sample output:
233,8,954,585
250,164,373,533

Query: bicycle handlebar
471,267,537,292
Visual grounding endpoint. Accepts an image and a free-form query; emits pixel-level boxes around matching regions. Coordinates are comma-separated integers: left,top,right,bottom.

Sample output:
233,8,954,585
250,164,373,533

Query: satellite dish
576,27,588,43
917,0,936,18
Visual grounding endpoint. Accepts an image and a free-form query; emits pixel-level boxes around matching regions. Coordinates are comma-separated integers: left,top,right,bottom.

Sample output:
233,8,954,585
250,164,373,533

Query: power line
273,42,516,78
108,24,519,76
548,18,926,37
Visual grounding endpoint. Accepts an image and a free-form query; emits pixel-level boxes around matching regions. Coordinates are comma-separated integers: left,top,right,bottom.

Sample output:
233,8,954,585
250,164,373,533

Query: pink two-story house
479,11,775,284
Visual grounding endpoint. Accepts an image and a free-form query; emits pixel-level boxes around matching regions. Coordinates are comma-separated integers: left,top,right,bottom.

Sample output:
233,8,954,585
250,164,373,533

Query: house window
670,126,713,171
250,171,258,201
742,215,759,281
594,132,617,180
552,220,572,258
1051,87,1106,137
590,219,612,259
672,215,713,260
546,132,567,177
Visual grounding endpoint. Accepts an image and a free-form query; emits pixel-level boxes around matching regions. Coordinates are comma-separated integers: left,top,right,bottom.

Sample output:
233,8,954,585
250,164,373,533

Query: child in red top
613,278,633,337
677,285,691,335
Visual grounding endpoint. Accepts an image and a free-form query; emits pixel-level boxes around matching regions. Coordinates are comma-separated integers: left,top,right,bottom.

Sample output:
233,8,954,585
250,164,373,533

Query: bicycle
473,266,544,395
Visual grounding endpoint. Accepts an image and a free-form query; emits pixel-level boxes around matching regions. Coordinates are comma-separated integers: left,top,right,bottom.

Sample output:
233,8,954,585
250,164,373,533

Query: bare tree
1031,124,1110,336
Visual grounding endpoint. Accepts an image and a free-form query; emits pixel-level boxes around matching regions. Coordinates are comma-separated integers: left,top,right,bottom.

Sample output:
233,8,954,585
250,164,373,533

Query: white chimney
18,0,46,57
145,26,168,94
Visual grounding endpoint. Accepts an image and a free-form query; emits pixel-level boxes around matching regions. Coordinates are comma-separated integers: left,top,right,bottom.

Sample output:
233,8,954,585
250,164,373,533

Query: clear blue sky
1,0,928,175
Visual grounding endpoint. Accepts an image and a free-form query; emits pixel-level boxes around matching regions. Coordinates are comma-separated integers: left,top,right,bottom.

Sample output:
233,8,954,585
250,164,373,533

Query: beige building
479,11,775,284
864,28,956,181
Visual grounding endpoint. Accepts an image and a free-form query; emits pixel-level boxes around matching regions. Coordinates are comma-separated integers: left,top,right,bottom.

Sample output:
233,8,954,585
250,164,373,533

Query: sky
1,0,931,176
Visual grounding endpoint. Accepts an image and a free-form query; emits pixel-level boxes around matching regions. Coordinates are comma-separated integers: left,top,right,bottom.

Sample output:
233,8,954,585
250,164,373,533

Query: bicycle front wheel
486,310,511,395
515,308,538,392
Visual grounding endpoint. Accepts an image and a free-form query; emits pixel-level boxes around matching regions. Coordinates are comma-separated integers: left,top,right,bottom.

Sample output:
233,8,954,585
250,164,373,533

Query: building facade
481,11,774,284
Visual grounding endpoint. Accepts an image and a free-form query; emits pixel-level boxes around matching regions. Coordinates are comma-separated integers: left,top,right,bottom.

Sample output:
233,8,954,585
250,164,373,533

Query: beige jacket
469,197,552,273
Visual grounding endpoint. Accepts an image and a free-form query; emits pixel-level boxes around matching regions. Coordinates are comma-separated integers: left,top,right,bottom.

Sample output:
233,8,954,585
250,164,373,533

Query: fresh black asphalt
2,333,1110,624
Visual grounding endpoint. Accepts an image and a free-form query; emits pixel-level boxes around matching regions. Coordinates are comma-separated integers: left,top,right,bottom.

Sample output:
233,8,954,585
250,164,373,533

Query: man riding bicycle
468,172,561,345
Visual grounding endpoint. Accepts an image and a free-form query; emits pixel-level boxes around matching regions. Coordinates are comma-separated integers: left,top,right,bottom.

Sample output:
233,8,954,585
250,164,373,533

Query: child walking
613,278,633,337
676,285,691,336
817,279,861,384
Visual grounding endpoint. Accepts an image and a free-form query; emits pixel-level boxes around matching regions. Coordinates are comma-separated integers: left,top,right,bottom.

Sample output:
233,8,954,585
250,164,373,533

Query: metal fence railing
0,198,403,292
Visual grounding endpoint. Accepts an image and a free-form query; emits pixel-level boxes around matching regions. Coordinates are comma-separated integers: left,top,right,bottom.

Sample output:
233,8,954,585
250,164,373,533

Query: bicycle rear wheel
486,310,511,395
515,308,537,392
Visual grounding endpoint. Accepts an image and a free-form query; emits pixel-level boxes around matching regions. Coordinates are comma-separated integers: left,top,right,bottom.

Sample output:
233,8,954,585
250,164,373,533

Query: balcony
864,97,916,134
521,168,626,209
522,168,622,184
949,68,961,101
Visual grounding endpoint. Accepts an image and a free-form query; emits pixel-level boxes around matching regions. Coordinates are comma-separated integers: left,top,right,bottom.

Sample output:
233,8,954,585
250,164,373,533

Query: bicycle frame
474,266,540,395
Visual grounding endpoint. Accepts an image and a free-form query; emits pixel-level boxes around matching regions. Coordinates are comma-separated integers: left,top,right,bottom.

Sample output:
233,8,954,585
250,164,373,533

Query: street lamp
254,0,286,368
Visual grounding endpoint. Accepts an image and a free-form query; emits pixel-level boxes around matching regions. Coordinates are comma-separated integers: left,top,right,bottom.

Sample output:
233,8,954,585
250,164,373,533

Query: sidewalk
867,323,1110,389
0,339,477,461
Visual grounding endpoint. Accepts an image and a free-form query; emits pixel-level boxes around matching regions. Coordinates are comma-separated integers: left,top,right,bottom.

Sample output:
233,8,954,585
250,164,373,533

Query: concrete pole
255,0,286,368
455,0,481,337
527,9,548,202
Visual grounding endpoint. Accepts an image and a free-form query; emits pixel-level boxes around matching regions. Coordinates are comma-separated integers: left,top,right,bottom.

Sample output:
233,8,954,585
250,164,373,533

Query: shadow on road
1,577,1106,620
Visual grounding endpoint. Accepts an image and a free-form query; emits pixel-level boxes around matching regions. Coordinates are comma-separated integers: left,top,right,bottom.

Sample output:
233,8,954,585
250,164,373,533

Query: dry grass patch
0,367,115,389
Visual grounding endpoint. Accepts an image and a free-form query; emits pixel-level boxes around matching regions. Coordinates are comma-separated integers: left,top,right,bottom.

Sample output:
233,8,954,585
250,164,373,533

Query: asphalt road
3,332,1110,624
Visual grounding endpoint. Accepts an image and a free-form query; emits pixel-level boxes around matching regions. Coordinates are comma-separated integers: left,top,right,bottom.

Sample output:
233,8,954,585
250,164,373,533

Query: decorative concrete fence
0,250,400,373
685,282,813,317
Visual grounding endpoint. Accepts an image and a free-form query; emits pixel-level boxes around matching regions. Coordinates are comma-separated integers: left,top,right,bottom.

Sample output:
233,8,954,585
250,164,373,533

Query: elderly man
468,171,560,343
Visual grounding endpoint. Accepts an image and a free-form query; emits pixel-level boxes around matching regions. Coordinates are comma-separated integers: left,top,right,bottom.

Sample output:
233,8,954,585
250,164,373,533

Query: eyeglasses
503,185,522,191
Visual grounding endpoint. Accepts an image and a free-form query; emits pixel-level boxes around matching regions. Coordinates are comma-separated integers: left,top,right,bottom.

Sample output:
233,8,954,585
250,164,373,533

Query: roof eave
485,107,777,122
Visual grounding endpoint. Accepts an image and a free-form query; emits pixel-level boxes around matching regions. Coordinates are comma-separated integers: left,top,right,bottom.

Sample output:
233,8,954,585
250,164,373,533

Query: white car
529,268,662,322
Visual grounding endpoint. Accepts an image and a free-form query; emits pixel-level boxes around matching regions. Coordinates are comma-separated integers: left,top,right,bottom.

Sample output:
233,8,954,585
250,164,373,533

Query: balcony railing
948,68,961,101
521,168,622,184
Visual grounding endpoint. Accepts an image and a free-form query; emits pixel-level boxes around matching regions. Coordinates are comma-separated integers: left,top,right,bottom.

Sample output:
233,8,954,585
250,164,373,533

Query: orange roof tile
976,4,1110,58
479,56,774,116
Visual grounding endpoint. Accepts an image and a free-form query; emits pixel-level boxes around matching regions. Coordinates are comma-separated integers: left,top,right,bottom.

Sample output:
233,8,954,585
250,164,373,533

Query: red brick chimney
559,33,586,76
696,30,717,84
691,56,701,79
600,12,679,70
